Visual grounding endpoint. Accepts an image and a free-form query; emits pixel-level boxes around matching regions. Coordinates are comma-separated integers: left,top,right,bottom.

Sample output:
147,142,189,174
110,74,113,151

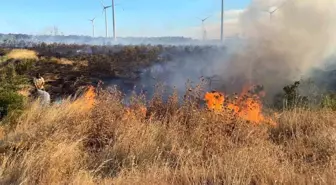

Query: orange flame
83,85,96,109
124,105,147,120
204,91,225,112
204,86,276,125
71,85,96,112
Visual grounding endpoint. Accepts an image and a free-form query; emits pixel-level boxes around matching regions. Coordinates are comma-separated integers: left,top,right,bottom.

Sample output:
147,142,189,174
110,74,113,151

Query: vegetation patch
6,49,38,60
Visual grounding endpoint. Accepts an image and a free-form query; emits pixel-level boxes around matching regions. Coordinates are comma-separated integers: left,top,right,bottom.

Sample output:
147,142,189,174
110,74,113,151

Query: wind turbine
100,0,112,38
265,6,279,21
264,0,290,21
197,16,211,41
111,0,116,41
111,1,125,41
88,17,96,37
221,0,224,42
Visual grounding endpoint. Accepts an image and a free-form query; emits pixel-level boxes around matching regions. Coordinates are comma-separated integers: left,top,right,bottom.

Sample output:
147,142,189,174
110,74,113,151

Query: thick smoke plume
219,0,336,97
132,0,336,101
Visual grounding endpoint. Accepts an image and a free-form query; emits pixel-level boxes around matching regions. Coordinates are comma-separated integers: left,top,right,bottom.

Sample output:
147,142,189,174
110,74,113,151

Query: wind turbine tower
100,0,112,38
203,29,207,41
266,7,279,21
221,0,224,42
199,16,210,41
53,26,59,36
88,17,96,37
112,0,116,41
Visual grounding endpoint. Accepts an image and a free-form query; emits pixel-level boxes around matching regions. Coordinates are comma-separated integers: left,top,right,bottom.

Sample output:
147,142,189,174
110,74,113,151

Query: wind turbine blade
203,15,211,21
99,0,105,7
106,5,112,8
269,0,289,14
270,8,278,13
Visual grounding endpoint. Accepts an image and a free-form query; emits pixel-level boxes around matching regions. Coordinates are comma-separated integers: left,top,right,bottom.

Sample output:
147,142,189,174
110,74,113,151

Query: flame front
124,105,147,121
71,85,96,112
83,86,96,109
204,86,276,125
204,91,224,112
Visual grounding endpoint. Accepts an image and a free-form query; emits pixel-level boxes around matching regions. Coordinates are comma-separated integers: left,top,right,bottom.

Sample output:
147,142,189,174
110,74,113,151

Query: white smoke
134,0,336,102
215,0,336,96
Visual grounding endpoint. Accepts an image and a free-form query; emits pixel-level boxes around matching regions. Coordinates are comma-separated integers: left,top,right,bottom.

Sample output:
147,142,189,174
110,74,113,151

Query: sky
0,0,251,39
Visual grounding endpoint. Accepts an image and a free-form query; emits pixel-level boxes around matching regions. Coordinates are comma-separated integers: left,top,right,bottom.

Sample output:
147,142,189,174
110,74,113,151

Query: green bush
0,56,8,63
274,81,309,110
0,48,9,63
0,90,25,120
14,59,35,75
0,48,9,56
0,60,31,121
321,93,336,110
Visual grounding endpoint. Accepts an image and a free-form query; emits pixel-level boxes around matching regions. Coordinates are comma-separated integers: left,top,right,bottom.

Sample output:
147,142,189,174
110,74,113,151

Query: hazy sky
0,0,250,38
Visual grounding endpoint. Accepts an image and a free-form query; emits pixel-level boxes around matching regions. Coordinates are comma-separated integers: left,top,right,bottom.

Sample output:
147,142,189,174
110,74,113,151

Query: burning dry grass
204,86,276,125
6,49,38,60
0,89,335,184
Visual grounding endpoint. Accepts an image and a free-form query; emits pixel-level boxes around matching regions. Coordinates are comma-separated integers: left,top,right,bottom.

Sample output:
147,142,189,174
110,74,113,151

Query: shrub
0,90,25,120
0,48,9,57
14,59,35,75
274,81,309,110
321,93,336,110
0,56,8,63
0,60,31,120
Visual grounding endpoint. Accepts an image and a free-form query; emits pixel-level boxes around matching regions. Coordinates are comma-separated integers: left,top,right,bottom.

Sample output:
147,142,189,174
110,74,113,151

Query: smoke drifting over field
2,0,335,103
130,0,336,101
224,0,336,95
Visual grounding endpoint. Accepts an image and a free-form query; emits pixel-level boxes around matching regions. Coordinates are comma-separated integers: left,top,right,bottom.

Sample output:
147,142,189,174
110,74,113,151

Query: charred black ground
1,43,336,113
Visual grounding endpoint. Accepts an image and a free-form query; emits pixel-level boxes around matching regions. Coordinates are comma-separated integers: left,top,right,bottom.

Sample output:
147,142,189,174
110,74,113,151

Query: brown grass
50,57,75,65
6,49,38,60
0,90,335,185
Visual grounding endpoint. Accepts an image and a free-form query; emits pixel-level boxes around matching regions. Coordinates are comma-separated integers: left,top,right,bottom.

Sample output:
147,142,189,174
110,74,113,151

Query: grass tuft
6,49,38,60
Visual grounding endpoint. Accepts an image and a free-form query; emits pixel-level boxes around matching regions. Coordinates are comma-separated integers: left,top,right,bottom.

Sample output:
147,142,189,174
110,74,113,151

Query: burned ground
0,44,230,102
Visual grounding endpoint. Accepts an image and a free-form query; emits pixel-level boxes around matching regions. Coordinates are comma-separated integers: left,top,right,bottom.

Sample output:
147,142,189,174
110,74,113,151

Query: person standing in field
33,73,45,90
36,89,51,106
32,73,50,106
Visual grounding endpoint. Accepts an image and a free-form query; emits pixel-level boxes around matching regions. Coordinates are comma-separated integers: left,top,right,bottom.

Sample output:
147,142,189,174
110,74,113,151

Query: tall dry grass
6,49,38,60
0,89,335,185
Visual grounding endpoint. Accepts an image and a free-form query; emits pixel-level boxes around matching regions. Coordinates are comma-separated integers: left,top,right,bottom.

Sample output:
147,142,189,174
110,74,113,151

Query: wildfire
71,85,96,112
204,91,225,112
124,105,147,120
204,86,276,125
82,85,96,109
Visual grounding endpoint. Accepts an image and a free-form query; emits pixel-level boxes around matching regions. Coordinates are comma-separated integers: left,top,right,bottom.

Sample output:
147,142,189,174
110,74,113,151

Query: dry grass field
0,87,335,185
1,0,335,183
6,49,38,60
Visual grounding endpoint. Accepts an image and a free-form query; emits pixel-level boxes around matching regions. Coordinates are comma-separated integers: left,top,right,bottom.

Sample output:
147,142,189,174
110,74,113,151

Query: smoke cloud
130,0,336,102
220,0,336,96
